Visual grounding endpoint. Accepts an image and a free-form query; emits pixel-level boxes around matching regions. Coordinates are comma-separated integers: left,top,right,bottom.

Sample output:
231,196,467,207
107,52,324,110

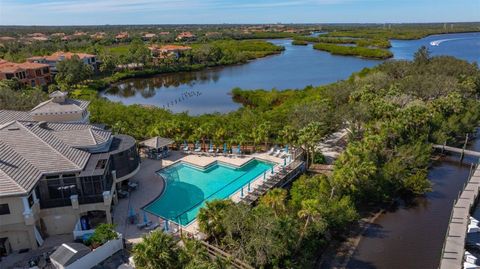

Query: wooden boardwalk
438,146,480,269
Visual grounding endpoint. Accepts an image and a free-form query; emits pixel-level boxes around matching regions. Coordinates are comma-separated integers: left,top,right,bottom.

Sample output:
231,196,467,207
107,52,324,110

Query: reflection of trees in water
105,70,221,99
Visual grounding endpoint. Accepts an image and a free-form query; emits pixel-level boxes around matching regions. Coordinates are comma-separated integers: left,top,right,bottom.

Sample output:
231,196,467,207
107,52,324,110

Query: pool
144,159,274,226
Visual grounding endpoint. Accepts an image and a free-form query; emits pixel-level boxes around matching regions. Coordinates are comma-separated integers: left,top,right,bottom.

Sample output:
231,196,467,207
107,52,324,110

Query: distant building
0,59,51,87
27,51,99,73
142,33,156,40
0,36,16,42
90,32,106,40
0,92,140,255
176,31,196,41
27,33,48,42
148,44,191,60
115,32,129,42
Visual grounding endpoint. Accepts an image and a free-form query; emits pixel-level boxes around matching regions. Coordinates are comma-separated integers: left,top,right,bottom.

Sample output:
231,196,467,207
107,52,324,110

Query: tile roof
0,141,42,196
0,119,115,197
0,60,48,73
27,52,96,62
30,98,89,115
140,136,174,149
45,122,111,148
0,111,32,125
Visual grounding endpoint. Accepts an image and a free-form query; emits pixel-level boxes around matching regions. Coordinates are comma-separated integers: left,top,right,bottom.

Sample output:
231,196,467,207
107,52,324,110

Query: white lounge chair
273,149,281,157
137,220,153,229
145,222,159,230
267,147,275,155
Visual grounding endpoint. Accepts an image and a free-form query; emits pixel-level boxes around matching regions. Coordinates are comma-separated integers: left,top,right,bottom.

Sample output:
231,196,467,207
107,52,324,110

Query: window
35,70,42,76
0,204,10,215
47,179,62,199
95,159,107,169
28,194,34,207
5,73,13,79
45,175,59,179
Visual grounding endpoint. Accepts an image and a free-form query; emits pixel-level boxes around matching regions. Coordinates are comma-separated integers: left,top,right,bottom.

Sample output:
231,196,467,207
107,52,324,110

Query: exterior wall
0,196,26,226
0,65,51,87
39,201,111,236
0,196,39,251
0,227,35,251
110,144,140,180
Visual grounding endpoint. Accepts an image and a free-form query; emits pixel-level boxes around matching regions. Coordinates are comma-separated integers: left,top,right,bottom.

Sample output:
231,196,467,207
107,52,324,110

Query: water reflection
102,32,479,115
107,71,221,99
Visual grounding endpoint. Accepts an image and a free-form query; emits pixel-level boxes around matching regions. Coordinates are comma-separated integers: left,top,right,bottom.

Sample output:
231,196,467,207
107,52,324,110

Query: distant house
27,33,48,41
73,31,88,36
115,32,129,42
176,31,196,41
148,44,191,60
142,33,156,40
27,51,99,73
90,32,106,40
0,59,51,87
0,36,16,42
51,32,66,38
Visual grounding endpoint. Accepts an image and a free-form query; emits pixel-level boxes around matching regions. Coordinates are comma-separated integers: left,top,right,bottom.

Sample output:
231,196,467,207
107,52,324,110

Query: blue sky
0,0,479,25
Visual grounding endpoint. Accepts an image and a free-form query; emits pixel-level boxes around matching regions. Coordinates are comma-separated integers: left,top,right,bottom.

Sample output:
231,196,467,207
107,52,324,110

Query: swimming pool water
144,159,274,226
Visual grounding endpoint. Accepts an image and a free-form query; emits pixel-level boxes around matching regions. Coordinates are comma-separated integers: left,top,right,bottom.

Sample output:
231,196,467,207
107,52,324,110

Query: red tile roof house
175,31,196,41
142,33,156,41
115,32,129,42
148,45,192,61
27,52,99,73
0,60,52,87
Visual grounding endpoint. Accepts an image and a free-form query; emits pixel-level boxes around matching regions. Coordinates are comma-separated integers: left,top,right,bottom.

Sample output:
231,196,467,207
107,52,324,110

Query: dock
433,144,480,158
438,145,480,269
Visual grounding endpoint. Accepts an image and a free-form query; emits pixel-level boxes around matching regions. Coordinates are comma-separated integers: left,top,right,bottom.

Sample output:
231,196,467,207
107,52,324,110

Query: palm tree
296,199,323,250
132,230,181,269
197,200,233,244
259,188,287,217
179,238,222,269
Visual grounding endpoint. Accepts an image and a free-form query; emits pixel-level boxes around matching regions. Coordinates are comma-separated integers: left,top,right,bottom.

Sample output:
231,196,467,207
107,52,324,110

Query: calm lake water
103,39,380,114
103,32,480,115
348,134,480,269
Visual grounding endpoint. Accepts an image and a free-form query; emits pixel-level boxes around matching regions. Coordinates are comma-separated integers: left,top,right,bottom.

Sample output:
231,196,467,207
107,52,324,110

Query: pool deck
114,151,284,243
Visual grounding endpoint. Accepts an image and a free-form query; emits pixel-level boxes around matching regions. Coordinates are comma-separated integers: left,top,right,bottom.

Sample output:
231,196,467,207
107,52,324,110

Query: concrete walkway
113,158,167,244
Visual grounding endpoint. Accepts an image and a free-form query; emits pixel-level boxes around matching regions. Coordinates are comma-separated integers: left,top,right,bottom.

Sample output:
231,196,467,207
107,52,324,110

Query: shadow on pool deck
113,157,167,243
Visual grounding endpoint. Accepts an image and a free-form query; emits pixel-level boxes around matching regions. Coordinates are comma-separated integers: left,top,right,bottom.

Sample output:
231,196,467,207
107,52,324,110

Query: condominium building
27,51,99,73
0,92,140,255
0,60,51,87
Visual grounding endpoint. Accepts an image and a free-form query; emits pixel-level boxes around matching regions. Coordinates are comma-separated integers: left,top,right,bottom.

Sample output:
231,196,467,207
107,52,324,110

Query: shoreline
317,208,385,269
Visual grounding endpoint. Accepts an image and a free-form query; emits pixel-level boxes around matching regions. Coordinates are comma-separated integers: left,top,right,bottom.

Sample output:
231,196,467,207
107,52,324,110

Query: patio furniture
145,222,160,230
267,147,275,155
139,137,174,160
137,220,152,229
128,181,138,191
118,189,129,199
